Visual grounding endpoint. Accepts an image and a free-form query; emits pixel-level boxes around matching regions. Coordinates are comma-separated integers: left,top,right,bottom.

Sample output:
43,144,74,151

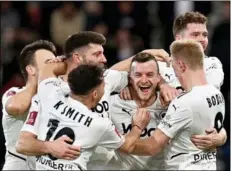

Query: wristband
132,124,143,131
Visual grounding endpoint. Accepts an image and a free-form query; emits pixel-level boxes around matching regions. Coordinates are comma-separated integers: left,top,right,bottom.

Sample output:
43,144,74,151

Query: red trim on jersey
26,111,38,125
6,90,16,97
115,128,121,138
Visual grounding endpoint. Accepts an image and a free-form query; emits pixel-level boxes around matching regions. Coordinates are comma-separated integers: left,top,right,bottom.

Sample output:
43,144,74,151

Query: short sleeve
158,99,192,139
97,118,125,150
21,95,40,135
158,62,181,88
2,87,20,110
205,57,224,89
104,69,128,93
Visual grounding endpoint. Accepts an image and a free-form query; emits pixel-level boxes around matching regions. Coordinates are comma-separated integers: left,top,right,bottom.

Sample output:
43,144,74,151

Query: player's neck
61,64,79,82
70,93,93,110
183,69,208,92
131,88,157,108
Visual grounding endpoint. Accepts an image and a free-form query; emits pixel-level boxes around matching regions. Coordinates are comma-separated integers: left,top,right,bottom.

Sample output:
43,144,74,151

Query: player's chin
138,93,151,101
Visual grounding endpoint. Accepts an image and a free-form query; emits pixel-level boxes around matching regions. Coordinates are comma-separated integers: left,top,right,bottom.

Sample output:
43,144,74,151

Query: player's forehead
132,61,158,74
87,43,104,53
185,23,208,33
34,49,55,62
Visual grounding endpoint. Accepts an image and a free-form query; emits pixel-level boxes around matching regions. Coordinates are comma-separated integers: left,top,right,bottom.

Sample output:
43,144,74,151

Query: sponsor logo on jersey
122,123,155,137
36,156,75,170
192,151,216,164
26,111,38,125
91,101,109,114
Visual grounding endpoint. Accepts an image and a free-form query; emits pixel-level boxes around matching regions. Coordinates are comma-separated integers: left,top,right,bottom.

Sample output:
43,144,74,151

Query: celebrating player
35,62,150,170
17,31,172,169
1,40,80,170
120,11,227,149
124,40,226,170
110,52,171,169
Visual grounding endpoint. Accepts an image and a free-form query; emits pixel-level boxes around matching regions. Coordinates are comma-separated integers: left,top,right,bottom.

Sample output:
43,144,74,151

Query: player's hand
142,49,171,67
119,86,133,100
159,83,179,107
132,108,151,131
191,128,219,150
47,135,81,160
45,58,64,64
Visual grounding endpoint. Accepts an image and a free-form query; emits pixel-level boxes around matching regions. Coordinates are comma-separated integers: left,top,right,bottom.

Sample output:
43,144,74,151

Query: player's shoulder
204,56,222,67
91,115,113,132
2,87,23,103
31,94,40,105
170,91,194,109
110,93,134,109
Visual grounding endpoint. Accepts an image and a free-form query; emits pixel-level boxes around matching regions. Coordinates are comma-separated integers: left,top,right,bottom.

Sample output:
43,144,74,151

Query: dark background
0,1,230,170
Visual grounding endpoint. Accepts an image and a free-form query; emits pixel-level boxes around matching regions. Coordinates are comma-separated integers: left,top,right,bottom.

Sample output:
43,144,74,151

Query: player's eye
203,33,208,37
135,73,141,77
192,33,199,37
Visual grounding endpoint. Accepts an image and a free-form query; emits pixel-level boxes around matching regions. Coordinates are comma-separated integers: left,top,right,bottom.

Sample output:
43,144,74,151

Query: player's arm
38,58,66,83
104,69,129,93
16,97,80,159
118,108,151,153
127,128,169,155
97,108,150,154
191,127,227,150
128,101,192,156
5,85,37,117
17,131,80,159
158,76,180,106
110,49,170,72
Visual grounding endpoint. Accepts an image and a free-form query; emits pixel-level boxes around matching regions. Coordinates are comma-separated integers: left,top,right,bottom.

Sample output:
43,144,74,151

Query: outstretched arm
110,49,170,72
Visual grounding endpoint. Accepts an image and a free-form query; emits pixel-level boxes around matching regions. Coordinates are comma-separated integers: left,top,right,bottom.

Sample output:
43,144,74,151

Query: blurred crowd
0,1,230,170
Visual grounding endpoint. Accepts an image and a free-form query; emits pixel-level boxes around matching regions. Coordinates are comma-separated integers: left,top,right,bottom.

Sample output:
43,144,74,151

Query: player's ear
128,72,133,85
72,52,83,64
178,60,186,73
26,64,36,76
175,32,183,40
92,89,98,100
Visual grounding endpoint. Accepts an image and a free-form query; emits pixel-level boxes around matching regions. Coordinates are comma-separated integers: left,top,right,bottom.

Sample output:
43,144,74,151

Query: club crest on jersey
159,111,166,119
26,111,38,125
6,90,16,97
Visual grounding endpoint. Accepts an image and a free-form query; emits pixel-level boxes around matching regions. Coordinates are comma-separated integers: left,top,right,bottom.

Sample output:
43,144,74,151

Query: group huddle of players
1,11,227,170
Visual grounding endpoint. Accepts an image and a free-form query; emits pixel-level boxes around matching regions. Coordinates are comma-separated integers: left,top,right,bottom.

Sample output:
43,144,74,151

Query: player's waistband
7,150,26,161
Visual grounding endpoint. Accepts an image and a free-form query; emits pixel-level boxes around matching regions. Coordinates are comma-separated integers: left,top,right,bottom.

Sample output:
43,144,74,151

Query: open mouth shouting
139,85,151,94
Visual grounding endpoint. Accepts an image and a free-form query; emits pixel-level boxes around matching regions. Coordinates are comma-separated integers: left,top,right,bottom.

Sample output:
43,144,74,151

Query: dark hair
19,40,56,81
68,64,104,95
64,31,106,58
131,52,159,73
173,11,207,37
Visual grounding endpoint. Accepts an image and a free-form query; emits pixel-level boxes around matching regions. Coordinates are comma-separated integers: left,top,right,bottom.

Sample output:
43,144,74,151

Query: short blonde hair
170,39,204,70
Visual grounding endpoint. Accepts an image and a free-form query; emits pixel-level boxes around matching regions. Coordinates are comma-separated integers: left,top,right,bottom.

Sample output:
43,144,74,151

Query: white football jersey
158,56,224,89
35,77,125,170
21,69,128,169
2,87,28,160
110,94,167,170
158,84,225,170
